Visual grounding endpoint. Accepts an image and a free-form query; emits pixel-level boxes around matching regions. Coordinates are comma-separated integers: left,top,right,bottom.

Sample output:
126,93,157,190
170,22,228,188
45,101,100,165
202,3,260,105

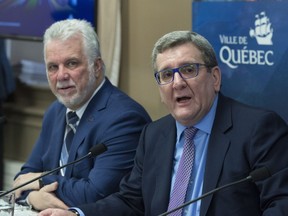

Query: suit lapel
65,79,113,176
151,116,177,214
200,94,232,216
50,108,67,171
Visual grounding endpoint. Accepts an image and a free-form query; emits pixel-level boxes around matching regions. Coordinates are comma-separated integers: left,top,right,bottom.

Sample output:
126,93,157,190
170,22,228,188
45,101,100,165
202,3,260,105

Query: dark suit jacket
16,78,151,206
80,93,288,216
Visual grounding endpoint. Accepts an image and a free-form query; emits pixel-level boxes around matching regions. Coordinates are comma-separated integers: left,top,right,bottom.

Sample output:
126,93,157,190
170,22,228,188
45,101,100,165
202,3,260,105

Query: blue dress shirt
172,95,218,216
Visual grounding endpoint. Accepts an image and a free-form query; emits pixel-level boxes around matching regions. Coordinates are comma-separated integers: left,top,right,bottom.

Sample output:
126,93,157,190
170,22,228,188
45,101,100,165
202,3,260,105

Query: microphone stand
0,145,104,198
158,167,270,216
158,177,250,216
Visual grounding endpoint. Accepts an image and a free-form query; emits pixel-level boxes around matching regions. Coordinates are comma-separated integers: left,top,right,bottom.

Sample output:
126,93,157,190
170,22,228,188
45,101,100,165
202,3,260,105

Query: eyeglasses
154,63,208,85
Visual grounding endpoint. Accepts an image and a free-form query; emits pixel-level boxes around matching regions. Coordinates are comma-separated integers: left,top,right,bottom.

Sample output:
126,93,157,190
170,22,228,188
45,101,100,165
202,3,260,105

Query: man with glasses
39,31,288,216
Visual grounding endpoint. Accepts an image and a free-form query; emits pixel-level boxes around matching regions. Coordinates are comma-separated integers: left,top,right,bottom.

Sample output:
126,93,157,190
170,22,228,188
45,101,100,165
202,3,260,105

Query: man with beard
13,19,151,211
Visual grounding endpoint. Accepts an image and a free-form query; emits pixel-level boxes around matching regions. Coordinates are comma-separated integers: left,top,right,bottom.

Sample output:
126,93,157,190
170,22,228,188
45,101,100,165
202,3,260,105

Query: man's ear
94,58,103,78
211,66,221,92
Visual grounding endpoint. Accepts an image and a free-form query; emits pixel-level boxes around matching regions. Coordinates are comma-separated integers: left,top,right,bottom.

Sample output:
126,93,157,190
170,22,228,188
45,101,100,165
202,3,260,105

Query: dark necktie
60,111,79,175
167,127,198,216
65,111,79,151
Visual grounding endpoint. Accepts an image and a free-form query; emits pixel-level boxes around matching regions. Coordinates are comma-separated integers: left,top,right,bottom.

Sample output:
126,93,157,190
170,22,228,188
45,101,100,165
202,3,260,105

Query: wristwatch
17,197,33,210
69,209,80,216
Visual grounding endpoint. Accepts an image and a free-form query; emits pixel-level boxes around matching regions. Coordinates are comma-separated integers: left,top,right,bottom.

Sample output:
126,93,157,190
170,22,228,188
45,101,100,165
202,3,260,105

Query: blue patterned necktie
167,127,198,216
60,111,79,175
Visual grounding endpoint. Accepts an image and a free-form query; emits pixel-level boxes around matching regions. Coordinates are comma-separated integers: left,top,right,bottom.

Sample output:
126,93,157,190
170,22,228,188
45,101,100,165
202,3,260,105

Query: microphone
158,167,271,216
0,143,107,198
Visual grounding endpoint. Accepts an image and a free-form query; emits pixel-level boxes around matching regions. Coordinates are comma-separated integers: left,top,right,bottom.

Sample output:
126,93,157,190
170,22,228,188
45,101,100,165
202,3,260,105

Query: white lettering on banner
218,12,275,69
219,45,274,69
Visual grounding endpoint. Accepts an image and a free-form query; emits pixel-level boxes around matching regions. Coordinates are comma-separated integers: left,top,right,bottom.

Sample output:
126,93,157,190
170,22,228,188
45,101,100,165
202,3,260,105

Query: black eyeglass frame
154,63,208,85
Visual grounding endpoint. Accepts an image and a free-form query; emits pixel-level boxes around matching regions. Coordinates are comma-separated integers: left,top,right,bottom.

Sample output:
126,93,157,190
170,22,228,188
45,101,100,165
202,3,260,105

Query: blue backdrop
192,1,288,122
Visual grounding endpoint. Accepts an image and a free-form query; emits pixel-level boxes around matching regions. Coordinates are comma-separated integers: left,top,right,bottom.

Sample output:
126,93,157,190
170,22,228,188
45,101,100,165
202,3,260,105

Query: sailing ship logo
249,11,273,45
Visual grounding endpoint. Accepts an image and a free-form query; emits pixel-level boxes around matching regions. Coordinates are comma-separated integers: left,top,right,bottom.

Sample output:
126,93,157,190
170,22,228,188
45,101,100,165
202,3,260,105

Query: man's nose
173,72,187,88
57,66,69,80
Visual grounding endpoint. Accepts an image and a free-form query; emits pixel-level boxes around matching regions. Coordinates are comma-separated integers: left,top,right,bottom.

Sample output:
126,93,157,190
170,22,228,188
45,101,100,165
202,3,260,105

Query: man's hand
13,172,43,199
28,182,68,211
38,208,76,216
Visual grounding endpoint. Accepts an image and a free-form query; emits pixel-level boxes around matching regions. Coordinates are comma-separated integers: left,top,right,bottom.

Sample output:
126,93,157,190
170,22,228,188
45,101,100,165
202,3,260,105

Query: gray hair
43,19,102,68
151,31,218,71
